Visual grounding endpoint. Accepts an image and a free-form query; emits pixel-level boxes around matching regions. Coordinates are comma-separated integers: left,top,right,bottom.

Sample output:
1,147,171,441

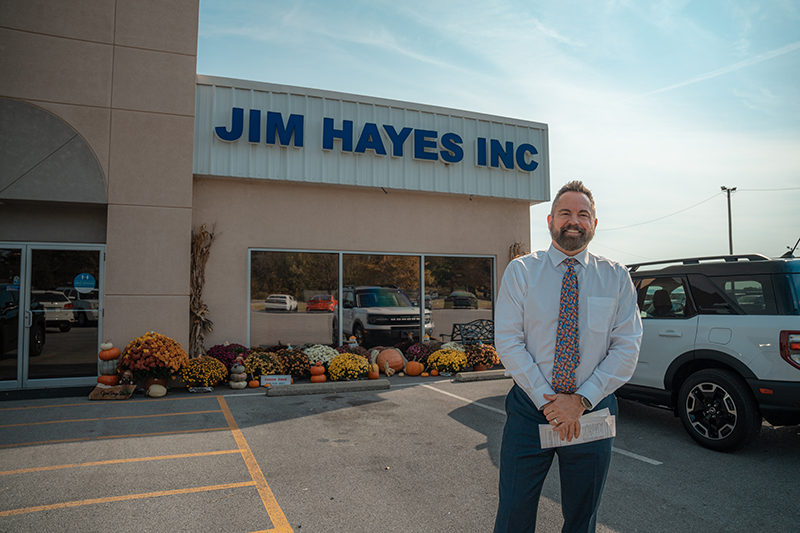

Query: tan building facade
0,1,547,390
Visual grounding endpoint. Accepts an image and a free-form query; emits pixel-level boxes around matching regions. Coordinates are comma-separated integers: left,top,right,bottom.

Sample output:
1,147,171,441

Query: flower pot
473,363,488,372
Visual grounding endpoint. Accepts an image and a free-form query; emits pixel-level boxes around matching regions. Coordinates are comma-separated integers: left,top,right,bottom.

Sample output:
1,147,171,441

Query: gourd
376,349,406,374
229,360,247,388
99,342,121,361
309,362,327,383
98,341,121,376
248,379,260,388
98,358,119,375
367,363,380,380
405,361,423,377
97,374,120,386
147,384,167,397
430,369,439,376
421,372,429,377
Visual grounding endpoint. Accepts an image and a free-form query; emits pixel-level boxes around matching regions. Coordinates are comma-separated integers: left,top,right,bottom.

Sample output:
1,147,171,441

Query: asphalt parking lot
1,376,798,533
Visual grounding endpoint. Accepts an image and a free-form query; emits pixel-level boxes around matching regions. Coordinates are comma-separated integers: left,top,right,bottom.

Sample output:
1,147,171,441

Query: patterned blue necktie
552,257,579,394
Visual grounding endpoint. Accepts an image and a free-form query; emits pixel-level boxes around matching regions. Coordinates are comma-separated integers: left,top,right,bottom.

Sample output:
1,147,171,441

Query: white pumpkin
147,384,167,398
229,380,247,389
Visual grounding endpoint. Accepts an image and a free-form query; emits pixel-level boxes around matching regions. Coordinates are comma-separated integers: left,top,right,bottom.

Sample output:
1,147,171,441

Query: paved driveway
1,377,798,532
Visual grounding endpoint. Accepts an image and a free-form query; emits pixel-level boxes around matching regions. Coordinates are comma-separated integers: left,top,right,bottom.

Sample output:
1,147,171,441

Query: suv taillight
780,331,800,371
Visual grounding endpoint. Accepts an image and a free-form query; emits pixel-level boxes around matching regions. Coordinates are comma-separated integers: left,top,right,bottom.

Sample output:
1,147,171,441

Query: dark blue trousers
493,384,617,533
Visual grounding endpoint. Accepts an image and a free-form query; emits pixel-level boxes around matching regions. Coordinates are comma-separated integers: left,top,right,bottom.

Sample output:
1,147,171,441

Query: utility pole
721,186,736,254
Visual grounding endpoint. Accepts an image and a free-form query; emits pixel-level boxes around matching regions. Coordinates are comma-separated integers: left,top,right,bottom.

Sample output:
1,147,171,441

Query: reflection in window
340,255,424,348
426,256,493,342
249,251,494,349
250,251,338,347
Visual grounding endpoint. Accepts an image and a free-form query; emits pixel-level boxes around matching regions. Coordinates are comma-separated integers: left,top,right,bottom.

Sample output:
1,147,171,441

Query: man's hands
542,393,585,442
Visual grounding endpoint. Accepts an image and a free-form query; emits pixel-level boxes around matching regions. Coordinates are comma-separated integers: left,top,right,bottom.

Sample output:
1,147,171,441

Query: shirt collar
547,244,589,269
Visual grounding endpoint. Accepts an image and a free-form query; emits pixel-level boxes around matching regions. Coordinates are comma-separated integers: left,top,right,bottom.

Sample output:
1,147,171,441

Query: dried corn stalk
509,242,528,261
190,223,216,359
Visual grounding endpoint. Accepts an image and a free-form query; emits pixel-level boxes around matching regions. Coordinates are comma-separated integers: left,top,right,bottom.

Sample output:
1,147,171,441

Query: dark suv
0,285,46,357
620,254,800,452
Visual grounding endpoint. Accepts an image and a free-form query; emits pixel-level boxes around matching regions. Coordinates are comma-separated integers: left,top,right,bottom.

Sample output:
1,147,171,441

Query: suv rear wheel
677,369,761,452
353,323,366,346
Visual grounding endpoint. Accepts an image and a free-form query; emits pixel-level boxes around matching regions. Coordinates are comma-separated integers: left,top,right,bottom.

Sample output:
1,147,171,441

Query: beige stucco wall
0,0,200,349
192,176,532,347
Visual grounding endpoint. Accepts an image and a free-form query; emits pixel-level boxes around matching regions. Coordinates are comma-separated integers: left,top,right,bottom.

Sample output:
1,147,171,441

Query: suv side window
687,274,739,315
707,274,776,315
636,276,693,319
343,290,355,308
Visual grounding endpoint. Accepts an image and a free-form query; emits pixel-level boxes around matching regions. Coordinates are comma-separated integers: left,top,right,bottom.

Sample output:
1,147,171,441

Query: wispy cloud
639,40,800,97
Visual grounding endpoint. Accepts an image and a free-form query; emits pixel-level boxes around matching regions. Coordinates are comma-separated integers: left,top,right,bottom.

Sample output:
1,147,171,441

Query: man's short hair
551,181,596,217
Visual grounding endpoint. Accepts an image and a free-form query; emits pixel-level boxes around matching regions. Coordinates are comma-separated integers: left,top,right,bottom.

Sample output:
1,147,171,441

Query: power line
737,187,800,191
598,192,723,231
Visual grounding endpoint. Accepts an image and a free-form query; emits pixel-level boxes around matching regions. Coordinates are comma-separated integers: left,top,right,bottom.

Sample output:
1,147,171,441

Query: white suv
58,287,99,327
333,286,434,347
620,254,800,451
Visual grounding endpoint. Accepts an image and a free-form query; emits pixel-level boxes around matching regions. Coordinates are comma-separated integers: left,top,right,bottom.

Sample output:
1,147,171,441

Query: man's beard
549,220,594,252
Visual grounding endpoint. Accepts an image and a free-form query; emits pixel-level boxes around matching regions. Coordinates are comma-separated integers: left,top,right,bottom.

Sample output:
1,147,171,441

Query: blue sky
197,0,800,263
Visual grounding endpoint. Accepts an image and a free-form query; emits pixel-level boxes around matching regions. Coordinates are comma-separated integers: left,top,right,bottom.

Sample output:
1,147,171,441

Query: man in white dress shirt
493,181,643,533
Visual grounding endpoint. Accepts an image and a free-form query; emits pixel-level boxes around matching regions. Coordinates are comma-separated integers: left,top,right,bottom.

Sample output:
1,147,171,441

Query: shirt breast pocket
587,297,615,332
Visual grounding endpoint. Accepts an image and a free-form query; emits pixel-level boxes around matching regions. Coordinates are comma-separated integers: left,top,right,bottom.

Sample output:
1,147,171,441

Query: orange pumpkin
405,361,423,377
97,374,120,386
98,346,121,361
421,372,429,377
310,362,326,376
310,374,326,383
430,369,439,376
368,371,380,380
248,380,260,388
376,349,405,374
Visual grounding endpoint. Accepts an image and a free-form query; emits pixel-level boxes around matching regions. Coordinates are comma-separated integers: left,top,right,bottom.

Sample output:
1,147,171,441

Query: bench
443,319,494,346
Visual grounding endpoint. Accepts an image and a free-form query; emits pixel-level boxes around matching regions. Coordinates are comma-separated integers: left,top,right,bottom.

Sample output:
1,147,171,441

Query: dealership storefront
0,4,549,391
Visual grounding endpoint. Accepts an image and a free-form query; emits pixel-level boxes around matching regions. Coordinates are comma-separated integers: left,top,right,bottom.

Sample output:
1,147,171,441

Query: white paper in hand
539,408,616,449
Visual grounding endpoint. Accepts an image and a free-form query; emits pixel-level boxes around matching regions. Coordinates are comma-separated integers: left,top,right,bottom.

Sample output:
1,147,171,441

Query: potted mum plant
117,331,189,388
179,356,228,387
427,348,468,375
466,342,500,371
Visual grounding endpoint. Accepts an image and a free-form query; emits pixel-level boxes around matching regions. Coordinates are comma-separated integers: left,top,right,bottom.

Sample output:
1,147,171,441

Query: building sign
194,76,550,202
214,108,539,172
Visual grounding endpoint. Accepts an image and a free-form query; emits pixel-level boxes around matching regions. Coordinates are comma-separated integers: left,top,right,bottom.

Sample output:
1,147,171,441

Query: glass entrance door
0,244,104,390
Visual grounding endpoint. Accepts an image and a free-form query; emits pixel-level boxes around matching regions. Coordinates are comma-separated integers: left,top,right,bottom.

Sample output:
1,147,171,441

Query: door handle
659,330,682,337
24,310,32,328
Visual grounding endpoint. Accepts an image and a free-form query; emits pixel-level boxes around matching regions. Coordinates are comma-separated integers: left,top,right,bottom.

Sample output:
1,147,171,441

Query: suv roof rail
627,254,771,272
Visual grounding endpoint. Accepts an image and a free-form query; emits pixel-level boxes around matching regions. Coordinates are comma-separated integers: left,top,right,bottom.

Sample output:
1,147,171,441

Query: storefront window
249,250,493,349
250,251,338,347
425,256,493,342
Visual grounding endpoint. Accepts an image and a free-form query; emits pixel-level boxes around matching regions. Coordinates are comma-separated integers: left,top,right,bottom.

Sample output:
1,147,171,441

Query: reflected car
57,286,99,327
0,285,46,356
444,291,479,309
31,290,75,332
411,295,433,310
264,294,298,312
306,295,337,312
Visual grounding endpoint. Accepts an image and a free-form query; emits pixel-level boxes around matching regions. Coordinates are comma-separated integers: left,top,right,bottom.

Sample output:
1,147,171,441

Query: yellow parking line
1,426,229,448
0,450,241,476
0,409,222,429
0,394,219,412
217,396,293,533
0,481,256,517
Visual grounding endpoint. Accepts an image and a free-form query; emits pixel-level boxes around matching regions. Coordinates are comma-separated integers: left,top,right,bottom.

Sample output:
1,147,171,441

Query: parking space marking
1,427,229,449
420,383,663,466
0,409,222,428
0,481,256,518
217,396,293,533
421,383,506,415
0,450,241,476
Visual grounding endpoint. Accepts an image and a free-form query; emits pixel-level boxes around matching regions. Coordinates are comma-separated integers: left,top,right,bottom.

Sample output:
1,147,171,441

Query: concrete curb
265,378,391,396
454,369,510,382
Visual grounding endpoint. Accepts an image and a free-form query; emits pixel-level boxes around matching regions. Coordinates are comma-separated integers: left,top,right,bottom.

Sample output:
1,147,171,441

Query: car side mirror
343,301,353,309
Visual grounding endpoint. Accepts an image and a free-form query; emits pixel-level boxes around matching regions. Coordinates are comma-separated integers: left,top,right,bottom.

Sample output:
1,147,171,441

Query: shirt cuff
576,383,604,411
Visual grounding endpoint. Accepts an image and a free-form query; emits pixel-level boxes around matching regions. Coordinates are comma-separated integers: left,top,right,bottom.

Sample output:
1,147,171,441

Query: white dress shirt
495,244,643,410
